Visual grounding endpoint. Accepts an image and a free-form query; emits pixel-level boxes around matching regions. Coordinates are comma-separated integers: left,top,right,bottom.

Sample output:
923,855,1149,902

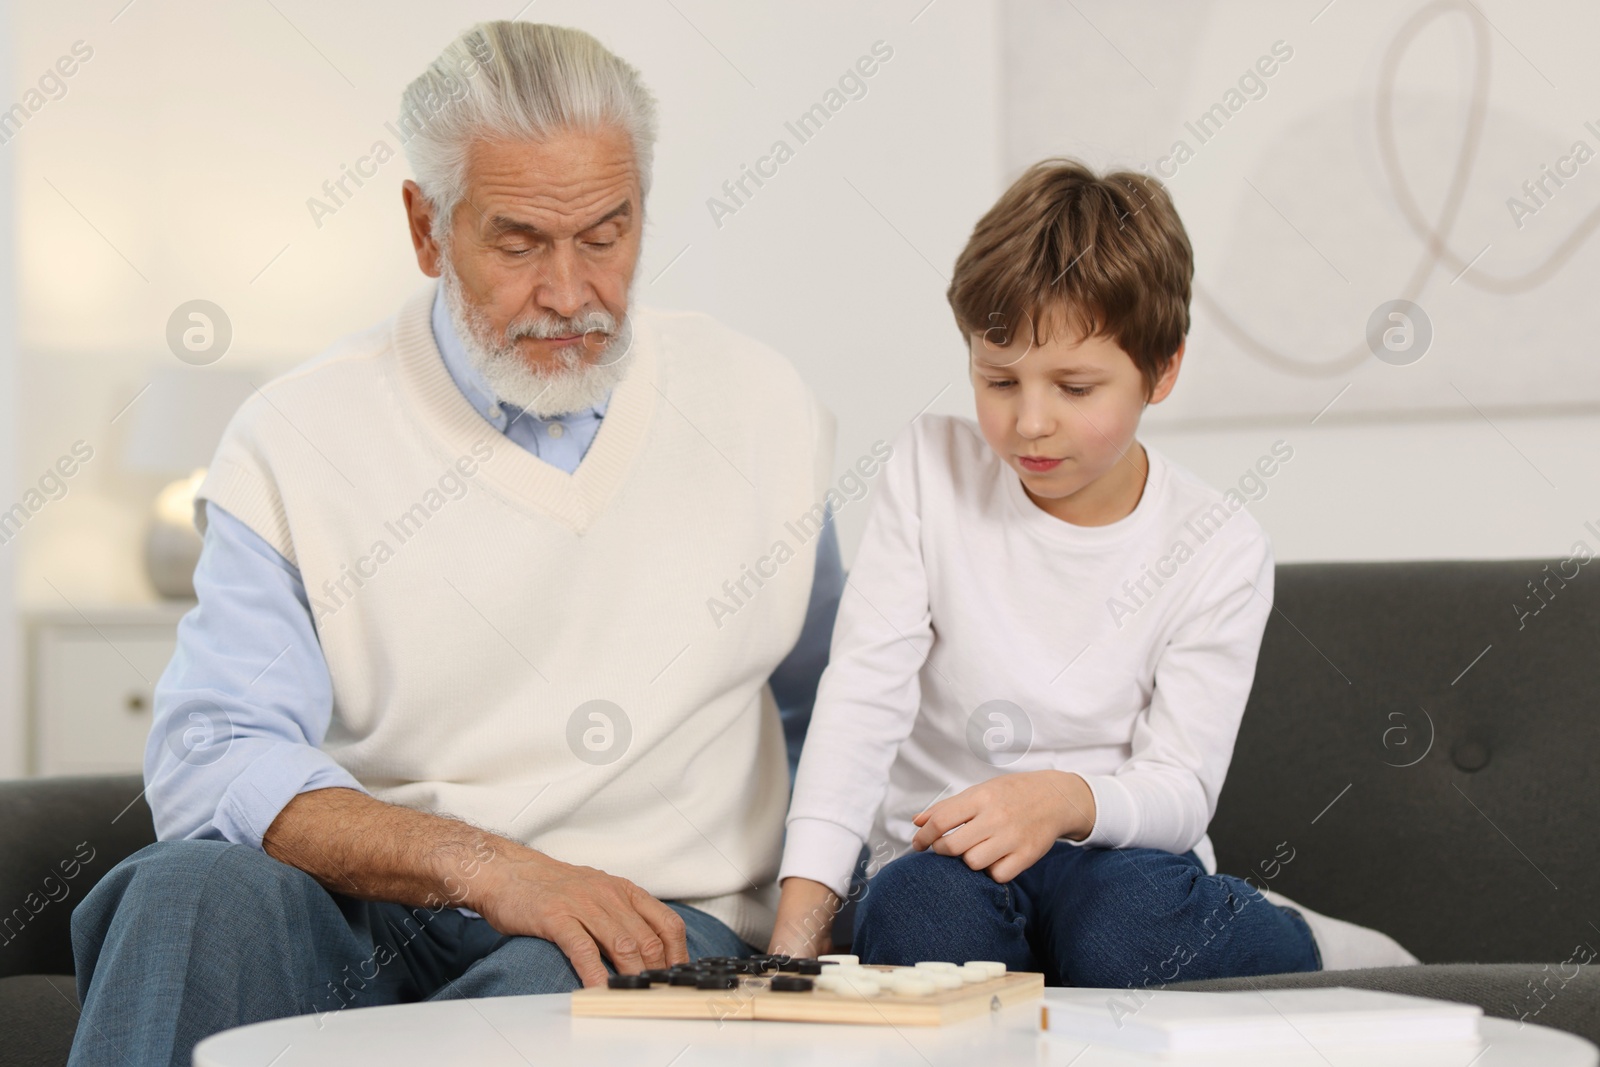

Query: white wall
9,0,1001,607
13,0,1593,642
1004,0,1600,562
0,0,22,776
1140,415,1599,563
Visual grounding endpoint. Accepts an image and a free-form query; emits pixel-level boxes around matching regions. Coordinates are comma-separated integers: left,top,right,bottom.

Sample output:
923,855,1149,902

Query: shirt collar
430,283,610,428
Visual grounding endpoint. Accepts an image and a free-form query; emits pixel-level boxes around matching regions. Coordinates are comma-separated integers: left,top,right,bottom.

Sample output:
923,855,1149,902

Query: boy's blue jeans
67,840,752,1067
852,842,1322,987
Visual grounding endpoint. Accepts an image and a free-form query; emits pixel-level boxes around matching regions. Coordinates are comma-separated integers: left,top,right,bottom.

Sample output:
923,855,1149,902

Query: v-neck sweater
197,284,835,944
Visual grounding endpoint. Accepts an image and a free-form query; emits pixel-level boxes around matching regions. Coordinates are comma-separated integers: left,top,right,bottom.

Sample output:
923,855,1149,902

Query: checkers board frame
570,966,1045,1026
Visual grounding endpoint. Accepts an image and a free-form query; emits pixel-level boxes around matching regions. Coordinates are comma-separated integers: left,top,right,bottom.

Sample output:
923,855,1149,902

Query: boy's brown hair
947,159,1193,398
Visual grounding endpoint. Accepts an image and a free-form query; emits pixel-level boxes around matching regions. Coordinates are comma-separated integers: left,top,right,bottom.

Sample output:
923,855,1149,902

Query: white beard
438,256,637,419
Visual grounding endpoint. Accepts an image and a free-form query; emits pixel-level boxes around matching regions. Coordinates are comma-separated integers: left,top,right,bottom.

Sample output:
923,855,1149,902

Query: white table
194,988,1599,1066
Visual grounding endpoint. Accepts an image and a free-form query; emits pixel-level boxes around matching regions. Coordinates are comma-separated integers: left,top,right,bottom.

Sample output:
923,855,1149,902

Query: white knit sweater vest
198,284,835,944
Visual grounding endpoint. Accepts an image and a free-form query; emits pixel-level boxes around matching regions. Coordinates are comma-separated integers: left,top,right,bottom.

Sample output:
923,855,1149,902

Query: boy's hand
910,771,1096,883
768,877,841,959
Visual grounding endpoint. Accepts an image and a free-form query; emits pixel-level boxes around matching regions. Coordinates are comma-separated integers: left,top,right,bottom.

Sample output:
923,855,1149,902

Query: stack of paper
1039,987,1482,1055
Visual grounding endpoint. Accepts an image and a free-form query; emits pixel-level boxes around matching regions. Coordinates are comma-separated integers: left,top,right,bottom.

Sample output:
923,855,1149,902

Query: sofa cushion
1171,962,1600,1046
1209,560,1600,964
0,975,78,1067
0,776,153,979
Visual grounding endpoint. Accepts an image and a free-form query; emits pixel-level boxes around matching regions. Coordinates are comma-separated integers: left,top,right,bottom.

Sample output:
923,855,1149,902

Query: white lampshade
122,366,257,473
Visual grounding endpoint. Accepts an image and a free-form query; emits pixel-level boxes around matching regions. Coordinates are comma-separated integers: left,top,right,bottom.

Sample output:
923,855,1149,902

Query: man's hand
469,851,690,987
261,787,689,990
909,771,1096,883
768,877,840,959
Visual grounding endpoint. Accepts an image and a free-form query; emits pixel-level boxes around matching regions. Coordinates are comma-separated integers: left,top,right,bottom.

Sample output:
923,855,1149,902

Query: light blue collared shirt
145,288,844,865
428,286,610,467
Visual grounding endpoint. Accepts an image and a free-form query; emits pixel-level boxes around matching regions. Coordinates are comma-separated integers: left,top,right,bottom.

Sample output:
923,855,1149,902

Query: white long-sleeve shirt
780,414,1278,897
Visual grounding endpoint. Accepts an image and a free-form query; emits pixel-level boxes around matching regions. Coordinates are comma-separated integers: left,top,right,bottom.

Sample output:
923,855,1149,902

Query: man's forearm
261,786,530,912
262,786,694,982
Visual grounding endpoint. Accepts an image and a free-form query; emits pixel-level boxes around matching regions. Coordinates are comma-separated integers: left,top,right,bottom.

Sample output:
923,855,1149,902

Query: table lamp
122,367,257,598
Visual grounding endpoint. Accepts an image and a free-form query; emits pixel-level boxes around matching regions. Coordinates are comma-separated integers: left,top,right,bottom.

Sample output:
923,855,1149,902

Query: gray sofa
0,774,157,1067
1165,558,1600,1039
2,559,1597,1063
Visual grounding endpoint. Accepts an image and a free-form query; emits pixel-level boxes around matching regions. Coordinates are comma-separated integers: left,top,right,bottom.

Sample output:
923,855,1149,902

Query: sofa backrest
1209,559,1599,965
0,775,154,978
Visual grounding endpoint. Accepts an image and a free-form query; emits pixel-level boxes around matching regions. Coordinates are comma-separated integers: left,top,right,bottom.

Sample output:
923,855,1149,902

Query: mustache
505,308,617,342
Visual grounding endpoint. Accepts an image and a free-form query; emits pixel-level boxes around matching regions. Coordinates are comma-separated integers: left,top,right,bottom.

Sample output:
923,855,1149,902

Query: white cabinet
27,604,191,776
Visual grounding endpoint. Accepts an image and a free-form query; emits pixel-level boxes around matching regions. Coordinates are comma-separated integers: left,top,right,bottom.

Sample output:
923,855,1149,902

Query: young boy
769,160,1415,987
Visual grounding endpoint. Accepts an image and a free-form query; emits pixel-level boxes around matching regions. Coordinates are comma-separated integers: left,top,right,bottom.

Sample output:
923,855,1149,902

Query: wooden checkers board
571,965,1045,1027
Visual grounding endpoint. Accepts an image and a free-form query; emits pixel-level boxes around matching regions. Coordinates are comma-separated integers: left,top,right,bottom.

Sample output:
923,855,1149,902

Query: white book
1039,987,1482,1055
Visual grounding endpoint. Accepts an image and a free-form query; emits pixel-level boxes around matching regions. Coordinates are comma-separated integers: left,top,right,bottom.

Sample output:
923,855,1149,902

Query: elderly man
67,21,842,1067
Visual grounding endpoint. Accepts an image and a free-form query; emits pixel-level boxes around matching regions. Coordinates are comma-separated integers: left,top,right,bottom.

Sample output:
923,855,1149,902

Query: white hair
399,21,659,235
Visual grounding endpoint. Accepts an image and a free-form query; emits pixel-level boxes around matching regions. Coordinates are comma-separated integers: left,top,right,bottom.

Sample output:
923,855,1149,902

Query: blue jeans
852,842,1321,988
67,840,753,1067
